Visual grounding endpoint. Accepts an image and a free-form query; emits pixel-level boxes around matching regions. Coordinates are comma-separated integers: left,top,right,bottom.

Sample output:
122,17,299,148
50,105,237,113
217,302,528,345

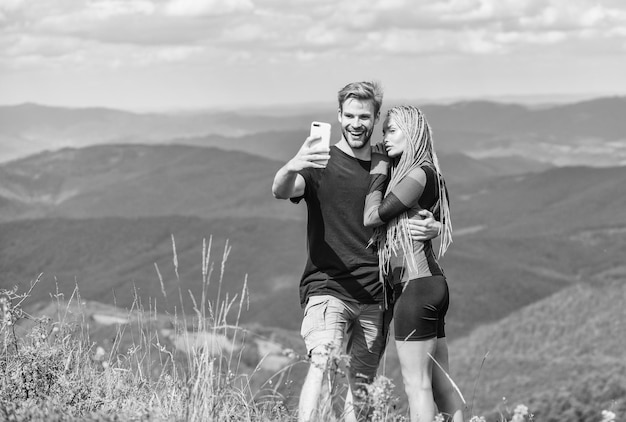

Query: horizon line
1,92,624,114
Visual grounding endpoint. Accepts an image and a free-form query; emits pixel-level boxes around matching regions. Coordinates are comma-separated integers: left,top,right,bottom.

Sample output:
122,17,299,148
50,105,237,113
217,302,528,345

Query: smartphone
310,121,331,150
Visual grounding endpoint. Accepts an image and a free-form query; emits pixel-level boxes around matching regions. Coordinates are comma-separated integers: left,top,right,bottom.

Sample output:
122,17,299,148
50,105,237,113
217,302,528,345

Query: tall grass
0,237,297,421
1,278,179,421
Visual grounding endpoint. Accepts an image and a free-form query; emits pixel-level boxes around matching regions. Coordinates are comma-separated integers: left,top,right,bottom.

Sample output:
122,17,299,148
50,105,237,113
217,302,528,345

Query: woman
363,106,464,422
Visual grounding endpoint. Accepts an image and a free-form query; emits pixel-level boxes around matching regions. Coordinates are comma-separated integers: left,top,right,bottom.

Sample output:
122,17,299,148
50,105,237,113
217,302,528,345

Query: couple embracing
272,81,464,422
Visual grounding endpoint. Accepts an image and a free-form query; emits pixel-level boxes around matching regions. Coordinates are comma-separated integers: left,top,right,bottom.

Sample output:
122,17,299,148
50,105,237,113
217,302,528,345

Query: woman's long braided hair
374,105,452,274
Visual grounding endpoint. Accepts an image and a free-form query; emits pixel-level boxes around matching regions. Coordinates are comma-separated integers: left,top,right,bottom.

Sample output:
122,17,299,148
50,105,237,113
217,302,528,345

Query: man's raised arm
272,135,330,199
272,164,305,199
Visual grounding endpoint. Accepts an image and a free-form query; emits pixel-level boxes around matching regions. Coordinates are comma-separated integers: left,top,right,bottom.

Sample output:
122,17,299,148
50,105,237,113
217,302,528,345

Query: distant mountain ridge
3,96,625,140
452,165,626,235
0,144,551,223
2,143,621,232
422,97,626,140
1,97,625,166
0,144,301,222
0,103,316,162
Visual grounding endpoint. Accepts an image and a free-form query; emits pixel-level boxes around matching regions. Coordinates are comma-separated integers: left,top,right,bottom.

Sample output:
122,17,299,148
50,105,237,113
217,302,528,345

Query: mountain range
1,143,624,335
0,144,552,224
1,97,626,166
0,145,300,222
1,99,625,418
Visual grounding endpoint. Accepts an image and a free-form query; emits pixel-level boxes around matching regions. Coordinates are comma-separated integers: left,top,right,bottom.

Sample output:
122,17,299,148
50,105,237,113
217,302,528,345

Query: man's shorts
300,295,390,381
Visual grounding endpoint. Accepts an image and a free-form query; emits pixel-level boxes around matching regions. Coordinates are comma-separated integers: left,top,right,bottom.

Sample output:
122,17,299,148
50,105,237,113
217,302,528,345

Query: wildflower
4,311,13,326
93,346,106,361
351,375,401,421
511,404,529,421
469,416,486,422
433,413,445,422
601,410,616,422
282,347,298,359
514,404,529,416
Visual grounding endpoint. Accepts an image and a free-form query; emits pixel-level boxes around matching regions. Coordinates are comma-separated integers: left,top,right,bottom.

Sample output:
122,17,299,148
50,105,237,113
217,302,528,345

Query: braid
374,106,452,275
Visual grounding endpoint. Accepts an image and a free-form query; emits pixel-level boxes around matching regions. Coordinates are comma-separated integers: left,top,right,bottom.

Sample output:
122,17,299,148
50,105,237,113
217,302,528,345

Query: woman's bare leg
395,337,438,422
432,338,464,422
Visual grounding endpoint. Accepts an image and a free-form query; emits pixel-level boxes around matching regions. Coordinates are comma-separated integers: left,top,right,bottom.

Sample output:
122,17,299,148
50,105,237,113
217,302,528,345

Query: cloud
0,0,26,12
1,0,626,70
366,28,506,56
86,0,156,18
0,33,204,70
163,0,253,17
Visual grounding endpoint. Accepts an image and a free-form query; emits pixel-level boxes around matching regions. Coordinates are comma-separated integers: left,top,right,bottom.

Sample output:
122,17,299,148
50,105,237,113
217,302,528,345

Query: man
272,81,440,422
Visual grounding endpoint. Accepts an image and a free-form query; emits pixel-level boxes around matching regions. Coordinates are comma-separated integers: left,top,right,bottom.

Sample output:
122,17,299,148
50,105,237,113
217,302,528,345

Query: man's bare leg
343,374,358,422
299,347,331,422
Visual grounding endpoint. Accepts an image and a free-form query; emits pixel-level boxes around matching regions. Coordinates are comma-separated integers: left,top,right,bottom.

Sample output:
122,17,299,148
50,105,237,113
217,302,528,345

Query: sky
1,0,626,111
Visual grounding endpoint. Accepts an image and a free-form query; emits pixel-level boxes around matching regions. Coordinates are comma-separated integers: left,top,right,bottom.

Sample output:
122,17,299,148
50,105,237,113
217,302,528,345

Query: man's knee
308,343,338,372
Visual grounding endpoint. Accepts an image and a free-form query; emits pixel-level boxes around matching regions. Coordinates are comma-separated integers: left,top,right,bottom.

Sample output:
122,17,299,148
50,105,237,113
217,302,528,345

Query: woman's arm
363,150,389,227
364,166,427,228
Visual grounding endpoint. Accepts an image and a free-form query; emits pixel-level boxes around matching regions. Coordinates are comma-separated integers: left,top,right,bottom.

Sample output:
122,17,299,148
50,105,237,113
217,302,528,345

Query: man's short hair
337,81,383,115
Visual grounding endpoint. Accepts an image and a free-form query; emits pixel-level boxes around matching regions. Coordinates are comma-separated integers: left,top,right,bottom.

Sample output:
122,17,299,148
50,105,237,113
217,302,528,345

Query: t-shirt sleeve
377,168,427,222
289,168,311,204
363,153,390,226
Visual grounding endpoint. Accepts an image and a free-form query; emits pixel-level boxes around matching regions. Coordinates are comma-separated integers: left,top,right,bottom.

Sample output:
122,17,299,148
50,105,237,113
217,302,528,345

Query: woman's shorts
392,275,449,341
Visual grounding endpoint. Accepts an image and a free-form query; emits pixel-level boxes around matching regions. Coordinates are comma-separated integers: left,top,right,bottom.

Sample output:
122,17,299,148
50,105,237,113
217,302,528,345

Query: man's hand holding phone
286,122,331,172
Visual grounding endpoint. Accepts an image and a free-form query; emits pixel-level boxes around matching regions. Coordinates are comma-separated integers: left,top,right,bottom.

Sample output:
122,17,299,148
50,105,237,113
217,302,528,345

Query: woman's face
382,116,407,158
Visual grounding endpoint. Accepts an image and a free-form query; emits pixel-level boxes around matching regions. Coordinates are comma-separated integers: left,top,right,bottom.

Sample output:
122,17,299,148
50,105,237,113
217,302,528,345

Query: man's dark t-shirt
292,146,382,307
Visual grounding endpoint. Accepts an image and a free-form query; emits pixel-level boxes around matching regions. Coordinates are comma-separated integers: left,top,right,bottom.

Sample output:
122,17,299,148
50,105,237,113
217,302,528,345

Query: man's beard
342,127,373,149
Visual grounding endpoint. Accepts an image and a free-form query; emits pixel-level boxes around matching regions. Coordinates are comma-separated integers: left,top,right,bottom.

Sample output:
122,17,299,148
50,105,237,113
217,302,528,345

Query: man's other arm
407,209,442,241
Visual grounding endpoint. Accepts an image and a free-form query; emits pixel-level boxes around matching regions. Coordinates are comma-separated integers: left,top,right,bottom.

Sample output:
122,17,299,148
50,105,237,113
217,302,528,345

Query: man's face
337,98,379,150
